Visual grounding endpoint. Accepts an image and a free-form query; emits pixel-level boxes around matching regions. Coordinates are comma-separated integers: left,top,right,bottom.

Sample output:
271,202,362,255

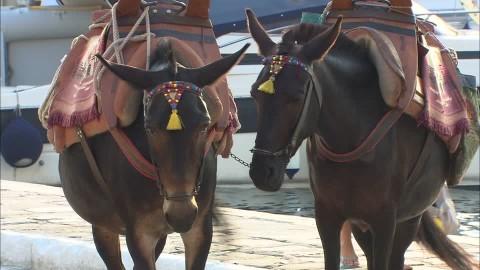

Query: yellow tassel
258,78,275,94
433,217,445,232
166,109,183,130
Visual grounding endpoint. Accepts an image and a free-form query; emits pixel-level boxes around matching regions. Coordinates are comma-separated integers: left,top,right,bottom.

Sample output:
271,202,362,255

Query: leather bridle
144,81,207,200
152,157,205,201
251,56,322,159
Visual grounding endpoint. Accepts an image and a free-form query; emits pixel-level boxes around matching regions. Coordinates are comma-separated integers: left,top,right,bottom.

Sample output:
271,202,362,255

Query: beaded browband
146,81,202,131
258,55,309,94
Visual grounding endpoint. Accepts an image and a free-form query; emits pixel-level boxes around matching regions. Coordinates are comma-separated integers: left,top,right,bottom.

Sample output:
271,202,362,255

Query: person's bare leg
340,221,360,269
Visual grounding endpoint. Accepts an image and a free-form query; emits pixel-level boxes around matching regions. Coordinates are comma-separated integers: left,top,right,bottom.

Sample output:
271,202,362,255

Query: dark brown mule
59,38,248,270
246,10,475,270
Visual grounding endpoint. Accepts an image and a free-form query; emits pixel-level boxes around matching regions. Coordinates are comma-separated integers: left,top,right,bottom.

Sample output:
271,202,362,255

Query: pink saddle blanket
45,26,108,128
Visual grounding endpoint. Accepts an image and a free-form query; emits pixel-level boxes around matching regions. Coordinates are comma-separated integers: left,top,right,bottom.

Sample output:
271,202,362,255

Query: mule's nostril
163,200,198,233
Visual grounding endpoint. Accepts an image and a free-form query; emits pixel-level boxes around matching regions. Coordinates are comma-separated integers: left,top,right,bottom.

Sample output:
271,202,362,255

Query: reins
251,55,320,159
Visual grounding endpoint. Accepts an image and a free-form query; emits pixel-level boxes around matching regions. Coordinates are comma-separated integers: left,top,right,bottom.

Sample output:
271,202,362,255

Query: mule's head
97,40,248,232
246,9,342,191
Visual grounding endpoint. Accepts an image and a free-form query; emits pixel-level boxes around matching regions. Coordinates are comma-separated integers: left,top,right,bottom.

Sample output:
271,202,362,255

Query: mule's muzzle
163,196,198,233
249,154,287,192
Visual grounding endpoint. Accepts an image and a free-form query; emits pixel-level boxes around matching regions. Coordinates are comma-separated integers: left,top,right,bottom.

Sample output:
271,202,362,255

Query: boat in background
1,0,479,186
416,0,479,29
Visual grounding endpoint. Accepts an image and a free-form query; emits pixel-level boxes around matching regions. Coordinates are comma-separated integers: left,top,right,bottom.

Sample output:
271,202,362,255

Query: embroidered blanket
41,27,108,128
304,8,470,152
417,22,470,146
39,3,240,153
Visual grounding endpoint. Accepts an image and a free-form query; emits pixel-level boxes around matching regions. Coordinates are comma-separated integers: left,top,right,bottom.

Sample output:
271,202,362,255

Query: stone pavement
1,180,479,270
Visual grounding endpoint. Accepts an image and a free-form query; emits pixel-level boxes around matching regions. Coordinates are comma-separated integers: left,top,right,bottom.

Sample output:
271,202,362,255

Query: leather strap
116,12,213,28
108,127,209,197
330,0,413,12
316,108,405,162
117,0,141,17
405,132,435,183
76,128,114,200
331,0,353,10
290,75,320,151
109,128,158,180
390,0,412,7
185,0,210,18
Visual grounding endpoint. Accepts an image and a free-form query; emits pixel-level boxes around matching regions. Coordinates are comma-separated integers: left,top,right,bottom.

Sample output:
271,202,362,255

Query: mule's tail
416,211,478,270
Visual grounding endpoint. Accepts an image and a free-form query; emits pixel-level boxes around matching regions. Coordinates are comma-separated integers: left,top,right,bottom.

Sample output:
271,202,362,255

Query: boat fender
1,116,43,168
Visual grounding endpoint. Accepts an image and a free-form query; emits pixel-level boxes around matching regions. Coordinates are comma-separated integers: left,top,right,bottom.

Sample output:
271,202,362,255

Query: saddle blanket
40,26,108,129
39,3,239,152
417,21,470,144
302,4,471,153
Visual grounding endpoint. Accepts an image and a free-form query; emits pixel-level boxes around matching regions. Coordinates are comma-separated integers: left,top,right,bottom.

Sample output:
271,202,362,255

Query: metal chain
212,144,250,168
230,152,250,168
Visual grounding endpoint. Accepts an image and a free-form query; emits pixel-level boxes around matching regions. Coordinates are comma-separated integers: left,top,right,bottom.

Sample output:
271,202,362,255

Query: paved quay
1,180,479,270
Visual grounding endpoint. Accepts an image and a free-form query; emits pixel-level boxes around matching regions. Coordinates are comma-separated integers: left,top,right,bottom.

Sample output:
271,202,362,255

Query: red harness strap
109,128,158,180
109,127,216,180
316,108,405,162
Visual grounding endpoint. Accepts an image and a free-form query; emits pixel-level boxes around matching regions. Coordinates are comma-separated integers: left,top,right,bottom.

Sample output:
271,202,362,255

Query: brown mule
59,38,248,270
245,9,475,270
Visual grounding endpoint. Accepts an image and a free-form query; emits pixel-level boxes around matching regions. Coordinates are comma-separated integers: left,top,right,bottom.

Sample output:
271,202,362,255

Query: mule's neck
314,34,389,153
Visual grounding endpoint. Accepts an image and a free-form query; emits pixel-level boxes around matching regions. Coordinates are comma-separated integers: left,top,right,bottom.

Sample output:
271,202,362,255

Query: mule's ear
95,54,167,90
300,16,343,62
180,43,250,88
245,9,275,56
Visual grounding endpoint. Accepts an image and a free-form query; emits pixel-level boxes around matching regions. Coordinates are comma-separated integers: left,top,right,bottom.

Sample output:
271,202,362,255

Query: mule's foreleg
389,216,421,270
126,229,159,270
181,212,213,270
314,202,345,270
154,235,168,261
369,208,396,270
352,224,373,269
92,225,126,270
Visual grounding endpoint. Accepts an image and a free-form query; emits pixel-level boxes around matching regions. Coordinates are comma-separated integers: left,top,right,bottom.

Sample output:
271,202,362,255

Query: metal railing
416,10,480,17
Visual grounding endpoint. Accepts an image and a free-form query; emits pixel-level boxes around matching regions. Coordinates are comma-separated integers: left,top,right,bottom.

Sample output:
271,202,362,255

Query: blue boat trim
456,51,480,60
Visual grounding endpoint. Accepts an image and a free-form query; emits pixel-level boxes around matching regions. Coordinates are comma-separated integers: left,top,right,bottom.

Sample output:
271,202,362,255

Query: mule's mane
149,38,205,70
282,23,331,45
148,39,179,74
